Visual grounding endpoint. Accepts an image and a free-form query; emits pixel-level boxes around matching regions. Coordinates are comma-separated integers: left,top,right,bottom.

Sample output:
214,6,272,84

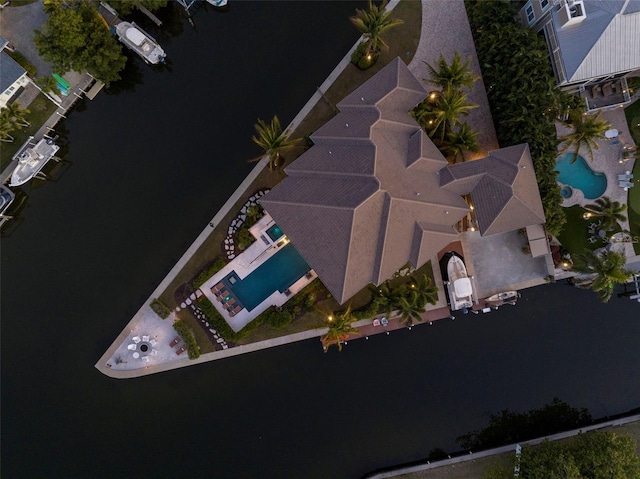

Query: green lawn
1,94,58,170
557,205,620,256
624,100,640,254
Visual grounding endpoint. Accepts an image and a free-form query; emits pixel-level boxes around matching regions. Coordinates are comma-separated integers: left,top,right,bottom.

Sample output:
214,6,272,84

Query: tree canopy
109,0,168,16
35,0,127,85
485,431,640,479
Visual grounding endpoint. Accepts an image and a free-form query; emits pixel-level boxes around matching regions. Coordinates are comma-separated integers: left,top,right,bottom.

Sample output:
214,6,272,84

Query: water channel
2,3,640,478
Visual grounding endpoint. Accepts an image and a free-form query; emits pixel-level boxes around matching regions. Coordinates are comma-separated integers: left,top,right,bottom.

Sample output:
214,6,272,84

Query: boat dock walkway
0,71,96,185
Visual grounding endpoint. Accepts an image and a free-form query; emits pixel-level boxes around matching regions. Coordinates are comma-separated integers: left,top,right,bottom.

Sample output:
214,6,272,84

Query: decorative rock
241,206,247,213
180,302,186,308
229,253,235,259
175,307,181,312
190,293,196,300
240,214,246,221
228,227,234,234
185,298,192,305
225,239,230,244
196,290,203,297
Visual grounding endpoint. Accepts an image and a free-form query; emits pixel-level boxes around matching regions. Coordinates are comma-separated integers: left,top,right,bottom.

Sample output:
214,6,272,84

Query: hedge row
172,319,200,359
192,256,227,289
149,298,171,319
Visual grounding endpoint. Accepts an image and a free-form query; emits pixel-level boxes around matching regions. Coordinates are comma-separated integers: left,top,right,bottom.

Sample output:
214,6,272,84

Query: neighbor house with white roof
519,0,640,110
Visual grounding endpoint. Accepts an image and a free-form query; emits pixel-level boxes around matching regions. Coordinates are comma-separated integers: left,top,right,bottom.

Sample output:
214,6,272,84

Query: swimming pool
554,153,607,200
266,224,284,242
222,243,309,311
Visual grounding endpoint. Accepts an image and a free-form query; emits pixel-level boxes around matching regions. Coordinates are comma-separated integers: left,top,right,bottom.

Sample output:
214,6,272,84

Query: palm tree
350,0,404,57
422,89,479,142
369,282,404,317
0,109,18,143
250,115,301,172
396,291,426,327
321,305,360,352
559,108,611,163
3,102,30,127
583,197,627,232
424,52,478,93
407,274,439,309
442,123,479,163
571,250,635,302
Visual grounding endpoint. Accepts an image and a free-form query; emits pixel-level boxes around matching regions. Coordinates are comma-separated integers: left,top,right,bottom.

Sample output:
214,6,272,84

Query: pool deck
556,107,640,266
200,214,316,332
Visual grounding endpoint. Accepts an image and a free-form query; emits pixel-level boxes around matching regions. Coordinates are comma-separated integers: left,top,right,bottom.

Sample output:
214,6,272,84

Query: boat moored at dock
445,253,478,312
115,21,166,64
9,137,60,187
0,184,15,215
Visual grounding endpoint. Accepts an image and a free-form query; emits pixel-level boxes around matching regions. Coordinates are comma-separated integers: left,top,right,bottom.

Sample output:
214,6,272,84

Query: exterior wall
0,72,29,109
519,0,553,27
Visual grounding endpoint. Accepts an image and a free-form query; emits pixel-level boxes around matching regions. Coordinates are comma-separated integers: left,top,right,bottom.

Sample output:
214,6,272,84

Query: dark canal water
2,2,640,478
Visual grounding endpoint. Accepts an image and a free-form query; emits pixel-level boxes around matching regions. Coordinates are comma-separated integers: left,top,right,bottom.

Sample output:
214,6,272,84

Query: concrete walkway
407,0,499,159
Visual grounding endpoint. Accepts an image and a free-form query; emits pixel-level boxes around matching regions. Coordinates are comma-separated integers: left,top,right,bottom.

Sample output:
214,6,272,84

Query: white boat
9,137,60,187
0,184,15,215
115,21,166,64
445,253,476,311
485,291,519,305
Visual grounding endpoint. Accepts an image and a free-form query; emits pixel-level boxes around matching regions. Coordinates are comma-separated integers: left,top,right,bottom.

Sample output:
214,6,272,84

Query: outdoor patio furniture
149,338,157,346
373,319,381,326
213,281,224,292
141,356,149,363
127,344,137,351
605,129,619,139
142,335,150,342
176,346,186,355
588,236,598,244
619,181,634,188
169,336,180,347
591,85,602,97
132,336,141,344
602,82,613,96
132,352,140,359
618,173,634,181
226,297,236,306
588,223,598,233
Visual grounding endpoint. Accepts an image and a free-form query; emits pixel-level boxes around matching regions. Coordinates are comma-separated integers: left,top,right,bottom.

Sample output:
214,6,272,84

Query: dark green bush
260,307,294,330
235,228,255,251
352,297,383,320
350,41,376,70
7,50,37,77
172,319,200,359
192,256,227,289
149,298,171,319
196,296,265,341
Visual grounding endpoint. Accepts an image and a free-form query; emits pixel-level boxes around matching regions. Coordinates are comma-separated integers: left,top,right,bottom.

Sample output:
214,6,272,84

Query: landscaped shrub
196,296,265,341
149,298,171,319
465,0,574,237
350,41,376,70
173,319,200,359
7,50,37,77
352,297,383,320
235,227,255,251
261,307,294,330
192,256,227,289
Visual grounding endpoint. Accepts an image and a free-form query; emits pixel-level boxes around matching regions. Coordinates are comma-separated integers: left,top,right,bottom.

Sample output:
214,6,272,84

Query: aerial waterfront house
0,35,29,109
260,58,552,305
518,0,640,110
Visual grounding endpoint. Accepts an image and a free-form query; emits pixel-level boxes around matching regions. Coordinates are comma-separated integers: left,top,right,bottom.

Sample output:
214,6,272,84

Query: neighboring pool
554,153,607,200
266,224,284,242
222,243,309,311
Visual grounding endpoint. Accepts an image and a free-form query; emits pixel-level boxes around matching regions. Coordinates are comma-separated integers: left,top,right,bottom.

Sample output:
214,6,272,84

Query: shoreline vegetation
153,0,423,350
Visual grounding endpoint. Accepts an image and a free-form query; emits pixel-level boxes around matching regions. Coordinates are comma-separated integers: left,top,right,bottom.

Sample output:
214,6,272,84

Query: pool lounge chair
228,305,242,317
588,236,598,244
212,282,224,292
619,181,634,188
618,173,634,181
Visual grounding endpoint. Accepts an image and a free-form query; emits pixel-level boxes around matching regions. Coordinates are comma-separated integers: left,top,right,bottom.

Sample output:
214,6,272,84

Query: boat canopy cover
126,27,146,47
453,278,472,298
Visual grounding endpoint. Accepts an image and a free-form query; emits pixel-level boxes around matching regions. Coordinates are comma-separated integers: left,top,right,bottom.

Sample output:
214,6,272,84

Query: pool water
554,153,607,200
223,243,309,311
560,186,572,198
266,224,284,242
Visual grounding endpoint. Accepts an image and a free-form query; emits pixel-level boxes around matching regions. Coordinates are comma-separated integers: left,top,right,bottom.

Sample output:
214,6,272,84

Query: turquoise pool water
266,224,284,242
554,153,607,200
223,243,309,311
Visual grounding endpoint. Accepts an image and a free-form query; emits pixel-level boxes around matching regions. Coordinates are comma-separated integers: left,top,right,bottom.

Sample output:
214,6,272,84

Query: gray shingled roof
553,0,640,83
261,59,546,304
0,52,26,95
260,58,469,304
439,144,545,236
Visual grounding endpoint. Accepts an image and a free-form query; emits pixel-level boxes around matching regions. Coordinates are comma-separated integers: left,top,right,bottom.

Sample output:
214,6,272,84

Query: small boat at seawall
446,253,475,311
485,291,519,306
9,137,60,187
0,184,15,215
115,21,166,65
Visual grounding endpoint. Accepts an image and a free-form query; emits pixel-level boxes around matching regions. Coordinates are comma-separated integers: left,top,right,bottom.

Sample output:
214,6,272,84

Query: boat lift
618,274,640,303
